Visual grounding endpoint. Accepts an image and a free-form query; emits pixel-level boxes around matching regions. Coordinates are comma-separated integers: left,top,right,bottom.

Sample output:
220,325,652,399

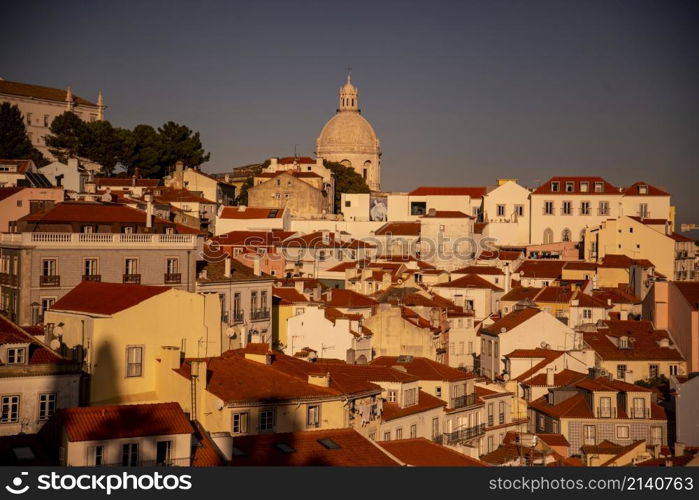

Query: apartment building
0,186,64,232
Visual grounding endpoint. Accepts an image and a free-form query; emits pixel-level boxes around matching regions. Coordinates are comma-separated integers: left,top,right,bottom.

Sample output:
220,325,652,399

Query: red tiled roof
478,250,524,261
278,156,316,164
145,187,216,204
325,260,368,272
452,265,505,275
591,287,641,305
0,316,74,366
212,230,296,247
19,201,171,225
537,433,570,447
372,356,474,381
95,178,160,187
0,187,24,202
501,287,542,302
382,390,446,421
257,170,322,179
0,80,97,106
230,428,399,466
409,186,487,197
324,307,363,323
481,307,541,336
374,221,421,236
59,402,193,442
521,369,588,387
0,159,34,174
515,260,566,279
532,177,618,195
669,232,694,242
272,287,308,304
582,320,684,361
674,281,699,311
322,289,377,308
51,281,170,315
599,254,655,269
622,182,669,196
628,216,669,226
191,421,224,467
219,206,285,219
433,274,503,291
563,261,598,271
379,438,487,466
421,210,472,218
281,231,374,249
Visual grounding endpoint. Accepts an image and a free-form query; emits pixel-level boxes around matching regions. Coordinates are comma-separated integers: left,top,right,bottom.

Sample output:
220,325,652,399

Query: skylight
274,443,296,453
318,438,341,449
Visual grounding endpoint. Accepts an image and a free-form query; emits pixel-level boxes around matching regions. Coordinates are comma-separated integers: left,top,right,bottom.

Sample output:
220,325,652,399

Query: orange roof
479,249,524,261
582,320,684,361
372,356,474,381
19,201,180,227
591,287,641,305
58,403,193,442
278,156,316,164
409,186,487,197
452,265,505,275
212,230,296,247
374,221,421,236
433,274,503,291
322,289,377,308
281,231,374,249
622,182,669,196
501,287,542,302
599,254,655,269
521,369,588,387
51,281,170,315
0,316,74,366
382,390,446,421
674,282,699,311
95,177,160,187
481,307,541,335
537,433,570,447
219,206,285,219
421,210,472,218
0,187,25,202
0,80,97,106
191,421,225,467
532,177,618,195
379,438,487,466
272,286,308,304
230,428,399,466
515,260,566,279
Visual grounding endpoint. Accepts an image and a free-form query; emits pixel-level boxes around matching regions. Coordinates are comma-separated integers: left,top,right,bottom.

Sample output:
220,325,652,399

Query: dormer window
7,346,28,364
565,181,574,192
551,181,560,192
580,182,589,192
638,184,648,195
594,182,604,193
619,336,629,349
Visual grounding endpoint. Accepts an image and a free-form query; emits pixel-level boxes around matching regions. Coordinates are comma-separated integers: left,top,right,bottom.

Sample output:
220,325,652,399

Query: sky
2,0,698,230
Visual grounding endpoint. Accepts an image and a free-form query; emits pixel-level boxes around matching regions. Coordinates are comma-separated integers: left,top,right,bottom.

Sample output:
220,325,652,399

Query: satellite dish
53,326,64,337
50,339,61,351
225,327,237,339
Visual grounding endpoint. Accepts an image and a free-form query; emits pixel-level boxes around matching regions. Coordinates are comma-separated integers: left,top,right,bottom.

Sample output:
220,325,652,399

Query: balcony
123,274,141,284
450,393,478,410
0,273,18,286
251,308,270,321
435,423,486,446
82,274,101,282
40,275,60,287
595,406,617,419
630,407,651,419
0,232,197,249
164,273,181,284
232,310,244,324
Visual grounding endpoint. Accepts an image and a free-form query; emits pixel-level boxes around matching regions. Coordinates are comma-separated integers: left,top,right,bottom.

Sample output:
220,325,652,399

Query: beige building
248,170,331,217
316,75,381,190
0,80,104,158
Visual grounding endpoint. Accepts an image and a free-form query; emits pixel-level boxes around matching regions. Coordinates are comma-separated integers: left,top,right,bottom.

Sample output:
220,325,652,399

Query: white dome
316,111,380,154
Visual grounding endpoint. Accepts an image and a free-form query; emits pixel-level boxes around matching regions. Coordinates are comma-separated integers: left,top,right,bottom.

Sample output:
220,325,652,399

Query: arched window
351,98,354,106
543,228,554,244
341,159,352,168
562,228,571,242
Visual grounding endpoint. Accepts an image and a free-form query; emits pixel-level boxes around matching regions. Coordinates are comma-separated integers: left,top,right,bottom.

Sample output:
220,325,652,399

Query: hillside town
0,76,698,468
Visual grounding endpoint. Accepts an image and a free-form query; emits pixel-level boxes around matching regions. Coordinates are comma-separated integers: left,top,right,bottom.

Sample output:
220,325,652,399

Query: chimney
322,230,330,244
546,368,555,386
224,257,231,278
308,372,331,387
269,157,278,169
326,289,333,303
145,193,153,229
253,255,261,276
428,208,436,217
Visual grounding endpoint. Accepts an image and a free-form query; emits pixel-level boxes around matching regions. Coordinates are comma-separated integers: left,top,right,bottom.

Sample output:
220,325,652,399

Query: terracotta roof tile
481,307,541,336
382,390,446,421
58,402,193,442
515,260,566,279
452,265,505,275
582,320,684,361
374,222,421,236
372,356,474,381
379,438,487,466
421,210,472,218
501,287,542,302
219,206,285,219
532,177,618,195
0,316,74,366
322,289,377,308
674,281,699,310
409,186,487,197
272,286,308,304
0,80,96,106
51,281,170,316
622,182,670,196
433,274,503,291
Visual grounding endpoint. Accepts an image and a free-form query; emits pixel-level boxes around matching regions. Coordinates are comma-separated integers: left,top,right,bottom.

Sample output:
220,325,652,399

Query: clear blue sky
2,0,697,230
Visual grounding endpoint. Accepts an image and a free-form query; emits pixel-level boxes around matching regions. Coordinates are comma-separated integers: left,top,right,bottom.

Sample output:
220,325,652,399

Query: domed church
316,74,382,191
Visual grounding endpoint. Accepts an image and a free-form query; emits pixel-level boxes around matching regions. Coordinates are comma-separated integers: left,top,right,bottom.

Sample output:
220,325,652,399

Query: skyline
2,0,697,229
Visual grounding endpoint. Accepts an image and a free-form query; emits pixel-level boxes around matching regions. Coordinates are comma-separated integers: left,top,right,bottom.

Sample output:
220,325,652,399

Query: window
487,435,494,453
515,205,524,217
368,432,376,441
1,395,19,423
156,440,172,466
499,401,505,424
345,200,351,208
43,114,50,127
88,445,104,466
594,182,604,193
124,258,138,275
410,201,427,216
599,396,612,418
670,365,679,376
617,425,630,439
403,388,418,406
232,412,248,434
639,203,649,218
38,393,56,421
580,201,590,215
26,112,32,125
488,403,495,426
435,387,442,398
233,293,242,320
496,204,505,217
84,258,98,277
544,201,554,215
387,390,397,403
650,426,662,445
42,259,57,276
552,420,559,433
583,309,592,319
617,364,627,380
81,225,94,233
259,408,275,431
598,201,609,215
537,413,544,431
121,443,139,466
551,181,560,192
7,347,26,364
632,398,646,419
166,258,179,274
126,346,143,377
395,427,403,440
431,417,440,438
583,425,596,445
122,226,134,234
649,364,659,379
580,182,589,193
562,201,572,215
565,181,574,192
408,424,417,439
306,405,320,428
383,431,391,441
40,298,55,322
251,291,258,312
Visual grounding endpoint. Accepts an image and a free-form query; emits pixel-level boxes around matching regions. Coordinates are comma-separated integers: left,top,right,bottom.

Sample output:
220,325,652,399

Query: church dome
316,111,380,154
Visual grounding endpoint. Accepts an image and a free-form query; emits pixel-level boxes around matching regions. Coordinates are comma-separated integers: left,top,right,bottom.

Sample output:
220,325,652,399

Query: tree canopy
0,102,48,166
323,160,371,213
44,112,210,178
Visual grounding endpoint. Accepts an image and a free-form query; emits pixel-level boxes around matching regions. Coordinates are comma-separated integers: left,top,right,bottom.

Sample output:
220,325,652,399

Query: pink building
644,281,699,372
0,187,64,232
